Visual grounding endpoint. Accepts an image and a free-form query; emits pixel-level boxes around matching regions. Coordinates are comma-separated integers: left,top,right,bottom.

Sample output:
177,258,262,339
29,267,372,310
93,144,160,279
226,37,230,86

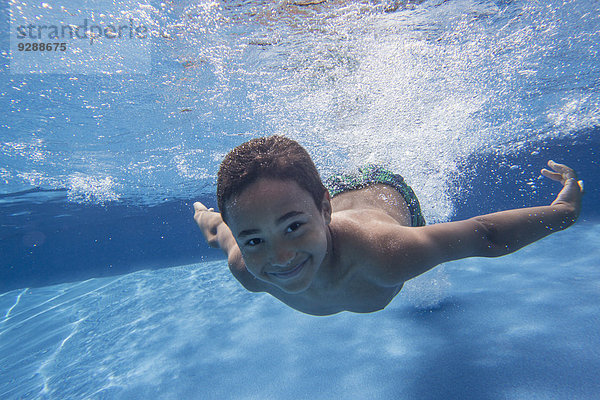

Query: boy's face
225,178,332,294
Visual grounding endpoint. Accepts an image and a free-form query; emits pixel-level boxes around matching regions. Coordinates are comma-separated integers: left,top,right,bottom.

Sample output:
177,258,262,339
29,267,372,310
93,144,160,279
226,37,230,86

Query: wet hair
217,135,327,223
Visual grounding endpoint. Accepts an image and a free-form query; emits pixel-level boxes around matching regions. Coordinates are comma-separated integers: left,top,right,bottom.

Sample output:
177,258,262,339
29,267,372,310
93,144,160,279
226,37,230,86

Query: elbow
230,267,264,292
473,217,511,258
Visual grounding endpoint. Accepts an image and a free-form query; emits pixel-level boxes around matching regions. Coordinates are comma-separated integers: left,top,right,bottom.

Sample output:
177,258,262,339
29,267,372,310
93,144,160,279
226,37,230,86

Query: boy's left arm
368,160,583,285
193,202,267,292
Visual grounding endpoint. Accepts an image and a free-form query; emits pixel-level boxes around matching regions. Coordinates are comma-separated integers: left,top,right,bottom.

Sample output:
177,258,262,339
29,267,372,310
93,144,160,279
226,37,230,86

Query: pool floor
1,222,599,399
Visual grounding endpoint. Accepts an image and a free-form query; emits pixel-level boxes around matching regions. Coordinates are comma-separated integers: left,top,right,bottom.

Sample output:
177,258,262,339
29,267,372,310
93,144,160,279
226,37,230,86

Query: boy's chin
272,272,314,294
277,284,311,295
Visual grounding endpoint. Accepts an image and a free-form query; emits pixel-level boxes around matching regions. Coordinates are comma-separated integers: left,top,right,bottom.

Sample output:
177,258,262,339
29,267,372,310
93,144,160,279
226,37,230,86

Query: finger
193,202,207,212
547,160,576,177
541,168,562,182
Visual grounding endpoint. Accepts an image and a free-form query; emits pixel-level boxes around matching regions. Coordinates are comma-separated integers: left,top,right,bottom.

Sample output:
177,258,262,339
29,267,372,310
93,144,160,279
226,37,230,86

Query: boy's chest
271,272,403,315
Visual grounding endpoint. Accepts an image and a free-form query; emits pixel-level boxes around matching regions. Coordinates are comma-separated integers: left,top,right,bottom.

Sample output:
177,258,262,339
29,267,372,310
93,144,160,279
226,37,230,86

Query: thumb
194,202,216,212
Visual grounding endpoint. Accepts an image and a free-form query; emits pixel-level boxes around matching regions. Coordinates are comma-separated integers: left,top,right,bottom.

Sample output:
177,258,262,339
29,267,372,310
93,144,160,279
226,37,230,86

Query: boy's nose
271,247,295,267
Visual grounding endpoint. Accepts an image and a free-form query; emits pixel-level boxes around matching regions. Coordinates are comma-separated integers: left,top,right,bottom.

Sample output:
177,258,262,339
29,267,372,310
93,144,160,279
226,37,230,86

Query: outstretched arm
370,161,583,285
193,202,266,292
193,202,237,253
473,160,582,255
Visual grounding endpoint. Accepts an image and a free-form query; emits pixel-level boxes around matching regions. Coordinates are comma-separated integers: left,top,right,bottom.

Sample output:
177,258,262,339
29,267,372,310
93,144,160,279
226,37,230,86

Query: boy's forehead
226,178,314,220
233,178,311,206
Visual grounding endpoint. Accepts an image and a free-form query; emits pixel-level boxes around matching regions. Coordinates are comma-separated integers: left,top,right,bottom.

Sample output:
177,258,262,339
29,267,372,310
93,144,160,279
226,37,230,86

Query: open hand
541,160,583,189
541,160,583,212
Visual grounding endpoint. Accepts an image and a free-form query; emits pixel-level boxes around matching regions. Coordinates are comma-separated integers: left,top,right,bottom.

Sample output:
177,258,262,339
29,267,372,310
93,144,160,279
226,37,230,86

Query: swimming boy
193,136,583,316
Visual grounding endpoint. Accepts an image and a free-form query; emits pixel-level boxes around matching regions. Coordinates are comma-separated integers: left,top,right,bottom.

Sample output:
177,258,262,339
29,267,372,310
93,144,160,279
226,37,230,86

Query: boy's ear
320,191,332,224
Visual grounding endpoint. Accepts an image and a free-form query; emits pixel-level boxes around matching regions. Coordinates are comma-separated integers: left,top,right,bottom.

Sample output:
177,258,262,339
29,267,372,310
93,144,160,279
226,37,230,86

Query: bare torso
264,184,413,315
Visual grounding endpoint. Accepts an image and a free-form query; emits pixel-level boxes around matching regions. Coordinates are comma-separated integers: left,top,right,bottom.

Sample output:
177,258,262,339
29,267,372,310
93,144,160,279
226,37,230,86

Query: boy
194,136,583,316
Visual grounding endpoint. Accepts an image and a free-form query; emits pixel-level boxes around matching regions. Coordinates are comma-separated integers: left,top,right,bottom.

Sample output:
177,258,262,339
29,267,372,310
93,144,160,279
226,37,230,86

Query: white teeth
271,259,306,277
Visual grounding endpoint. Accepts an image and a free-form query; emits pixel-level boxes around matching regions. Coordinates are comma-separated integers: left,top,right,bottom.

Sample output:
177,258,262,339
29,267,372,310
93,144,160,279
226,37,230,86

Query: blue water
1,0,599,398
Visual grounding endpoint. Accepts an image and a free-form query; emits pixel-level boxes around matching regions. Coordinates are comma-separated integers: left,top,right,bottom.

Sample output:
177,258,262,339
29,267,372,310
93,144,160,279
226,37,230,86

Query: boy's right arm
193,202,266,292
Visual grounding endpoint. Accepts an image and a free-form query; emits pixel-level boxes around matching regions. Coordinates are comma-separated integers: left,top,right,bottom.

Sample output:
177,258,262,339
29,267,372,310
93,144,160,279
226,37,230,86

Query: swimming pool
1,0,599,398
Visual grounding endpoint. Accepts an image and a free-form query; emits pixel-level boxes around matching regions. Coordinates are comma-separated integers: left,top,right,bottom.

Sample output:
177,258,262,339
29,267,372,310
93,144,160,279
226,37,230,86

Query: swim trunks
325,164,426,227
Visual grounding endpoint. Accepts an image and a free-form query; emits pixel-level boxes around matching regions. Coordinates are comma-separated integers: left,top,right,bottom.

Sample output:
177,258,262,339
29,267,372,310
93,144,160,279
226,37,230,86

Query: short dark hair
217,135,327,223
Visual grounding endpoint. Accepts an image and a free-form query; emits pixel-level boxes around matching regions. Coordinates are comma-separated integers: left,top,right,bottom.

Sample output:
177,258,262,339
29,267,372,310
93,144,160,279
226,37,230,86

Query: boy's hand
540,160,583,214
193,201,223,248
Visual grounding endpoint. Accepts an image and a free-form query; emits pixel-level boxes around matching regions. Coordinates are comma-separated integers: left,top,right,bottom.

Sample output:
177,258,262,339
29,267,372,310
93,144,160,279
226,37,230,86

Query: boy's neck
306,225,337,292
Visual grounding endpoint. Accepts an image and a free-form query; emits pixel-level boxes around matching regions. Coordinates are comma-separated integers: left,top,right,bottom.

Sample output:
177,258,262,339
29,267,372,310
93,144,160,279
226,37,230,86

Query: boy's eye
286,222,304,233
245,238,263,247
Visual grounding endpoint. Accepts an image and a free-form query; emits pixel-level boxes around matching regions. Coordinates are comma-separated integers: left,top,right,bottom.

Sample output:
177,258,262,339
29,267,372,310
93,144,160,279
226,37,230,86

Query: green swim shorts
325,164,426,227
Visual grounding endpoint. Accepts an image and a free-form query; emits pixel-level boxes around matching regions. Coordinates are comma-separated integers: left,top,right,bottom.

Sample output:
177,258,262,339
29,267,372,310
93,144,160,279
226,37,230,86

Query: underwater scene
1,0,599,398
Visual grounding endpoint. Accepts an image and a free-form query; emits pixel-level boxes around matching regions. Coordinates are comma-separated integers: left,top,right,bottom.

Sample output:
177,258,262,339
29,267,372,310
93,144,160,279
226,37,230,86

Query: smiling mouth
268,258,309,279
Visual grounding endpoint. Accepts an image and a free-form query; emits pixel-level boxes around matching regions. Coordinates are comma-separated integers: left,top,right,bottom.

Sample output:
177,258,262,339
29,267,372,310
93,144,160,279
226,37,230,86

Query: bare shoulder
331,210,492,286
328,209,403,277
